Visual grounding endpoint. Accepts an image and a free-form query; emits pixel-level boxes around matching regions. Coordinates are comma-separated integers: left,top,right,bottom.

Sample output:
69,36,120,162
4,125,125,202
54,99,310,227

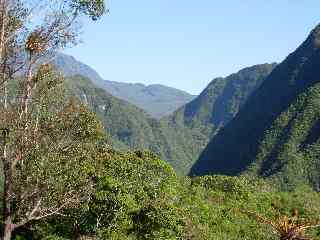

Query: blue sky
65,0,320,94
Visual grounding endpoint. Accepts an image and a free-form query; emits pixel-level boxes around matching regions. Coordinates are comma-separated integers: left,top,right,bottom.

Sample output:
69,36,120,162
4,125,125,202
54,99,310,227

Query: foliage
0,0,107,237
18,161,320,240
2,4,320,240
0,73,106,232
3,73,320,240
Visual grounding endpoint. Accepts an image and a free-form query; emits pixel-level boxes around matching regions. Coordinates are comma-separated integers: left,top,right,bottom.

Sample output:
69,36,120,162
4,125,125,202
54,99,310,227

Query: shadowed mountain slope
170,63,276,137
191,24,320,190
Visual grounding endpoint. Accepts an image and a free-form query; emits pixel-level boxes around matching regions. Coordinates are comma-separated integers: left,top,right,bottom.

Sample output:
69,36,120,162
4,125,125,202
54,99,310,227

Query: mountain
63,75,187,172
64,75,157,149
161,64,276,172
190,24,320,190
53,53,195,118
63,75,206,174
63,62,275,175
170,63,277,137
52,53,104,83
97,80,196,118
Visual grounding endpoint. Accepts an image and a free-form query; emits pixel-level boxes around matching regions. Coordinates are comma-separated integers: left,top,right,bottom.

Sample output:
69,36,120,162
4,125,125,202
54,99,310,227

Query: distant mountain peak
52,53,195,118
53,53,104,83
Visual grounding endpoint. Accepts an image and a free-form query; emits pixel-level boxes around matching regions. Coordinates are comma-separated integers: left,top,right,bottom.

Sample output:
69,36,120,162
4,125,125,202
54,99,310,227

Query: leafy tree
0,70,107,239
0,0,106,239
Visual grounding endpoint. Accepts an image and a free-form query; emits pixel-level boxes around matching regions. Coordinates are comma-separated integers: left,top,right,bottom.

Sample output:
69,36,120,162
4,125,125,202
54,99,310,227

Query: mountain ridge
53,53,195,118
53,53,276,175
97,79,196,118
169,63,277,137
190,24,320,189
64,60,275,175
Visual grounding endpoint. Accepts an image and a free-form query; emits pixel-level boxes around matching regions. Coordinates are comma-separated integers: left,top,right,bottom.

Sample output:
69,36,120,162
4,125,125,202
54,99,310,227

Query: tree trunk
2,144,14,240
0,0,6,65
21,64,33,115
0,0,6,105
73,225,81,240
3,218,13,240
1,3,12,235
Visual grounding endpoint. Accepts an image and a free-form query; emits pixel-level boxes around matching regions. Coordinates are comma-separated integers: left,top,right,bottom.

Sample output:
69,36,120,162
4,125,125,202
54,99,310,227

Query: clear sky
65,0,320,94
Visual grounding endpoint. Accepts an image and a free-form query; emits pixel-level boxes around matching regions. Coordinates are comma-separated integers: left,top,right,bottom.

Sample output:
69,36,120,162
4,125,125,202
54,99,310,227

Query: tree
0,0,106,239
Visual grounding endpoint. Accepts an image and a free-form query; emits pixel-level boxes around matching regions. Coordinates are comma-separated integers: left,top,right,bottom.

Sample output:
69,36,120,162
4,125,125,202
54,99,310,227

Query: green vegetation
64,61,275,175
2,0,320,238
2,57,320,240
0,0,107,238
6,56,319,239
13,65,320,239
12,160,320,239
191,24,320,190
162,63,276,173
64,75,205,174
245,83,320,190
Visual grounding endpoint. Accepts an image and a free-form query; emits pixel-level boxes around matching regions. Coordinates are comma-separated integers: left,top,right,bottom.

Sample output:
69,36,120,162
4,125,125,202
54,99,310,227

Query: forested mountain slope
64,75,157,150
161,64,275,172
64,62,275,175
191,24,320,190
64,75,201,174
169,63,276,137
54,53,195,118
